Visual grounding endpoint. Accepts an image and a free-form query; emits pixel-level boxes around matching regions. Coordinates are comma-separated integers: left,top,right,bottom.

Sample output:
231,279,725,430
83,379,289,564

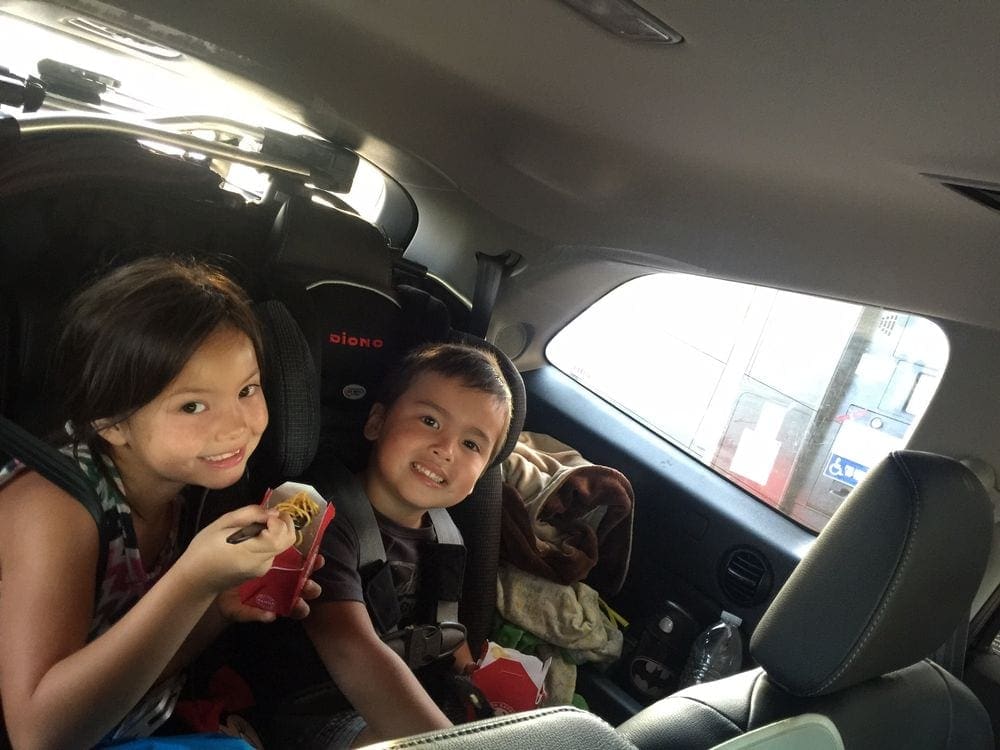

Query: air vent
719,546,773,607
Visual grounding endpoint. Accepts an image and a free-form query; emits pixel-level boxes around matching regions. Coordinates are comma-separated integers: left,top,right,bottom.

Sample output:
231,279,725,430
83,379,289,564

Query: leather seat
617,450,995,750
375,706,636,750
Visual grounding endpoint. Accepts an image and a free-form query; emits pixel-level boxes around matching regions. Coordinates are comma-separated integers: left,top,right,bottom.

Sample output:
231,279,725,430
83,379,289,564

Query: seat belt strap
428,507,463,624
0,416,110,594
428,506,462,544
307,457,386,570
304,457,403,631
468,251,519,339
0,417,102,515
307,459,466,662
380,514,467,667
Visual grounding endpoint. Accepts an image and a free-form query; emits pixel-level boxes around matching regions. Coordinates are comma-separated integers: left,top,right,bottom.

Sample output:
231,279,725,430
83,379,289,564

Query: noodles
272,490,321,547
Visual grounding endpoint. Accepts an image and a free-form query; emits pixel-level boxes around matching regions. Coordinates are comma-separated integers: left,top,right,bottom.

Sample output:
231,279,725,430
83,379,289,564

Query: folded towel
495,562,624,705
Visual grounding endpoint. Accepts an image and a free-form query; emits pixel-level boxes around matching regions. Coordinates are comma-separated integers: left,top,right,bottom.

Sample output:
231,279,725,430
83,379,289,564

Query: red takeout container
237,481,334,617
471,642,551,715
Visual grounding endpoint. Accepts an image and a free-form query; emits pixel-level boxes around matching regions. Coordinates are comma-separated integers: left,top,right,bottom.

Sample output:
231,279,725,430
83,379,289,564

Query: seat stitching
812,452,921,695
382,707,609,747
927,658,956,747
305,279,402,307
746,668,767,726
680,696,744,733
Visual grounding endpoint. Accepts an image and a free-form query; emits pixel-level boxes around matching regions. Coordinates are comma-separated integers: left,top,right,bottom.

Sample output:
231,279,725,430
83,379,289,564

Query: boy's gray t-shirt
314,504,438,627
225,503,439,708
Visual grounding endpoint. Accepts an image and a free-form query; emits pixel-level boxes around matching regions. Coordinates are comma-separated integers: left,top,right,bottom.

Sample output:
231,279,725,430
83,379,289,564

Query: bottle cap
721,610,743,627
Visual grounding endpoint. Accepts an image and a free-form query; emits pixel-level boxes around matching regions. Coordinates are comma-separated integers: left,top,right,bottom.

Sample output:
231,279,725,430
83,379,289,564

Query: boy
239,342,513,748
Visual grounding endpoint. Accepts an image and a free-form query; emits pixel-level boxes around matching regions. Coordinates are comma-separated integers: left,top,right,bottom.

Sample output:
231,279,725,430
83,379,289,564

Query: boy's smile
412,462,446,485
363,371,509,528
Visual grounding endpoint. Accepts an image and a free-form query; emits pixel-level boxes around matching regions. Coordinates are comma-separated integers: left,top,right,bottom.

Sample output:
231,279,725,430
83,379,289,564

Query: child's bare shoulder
0,470,99,561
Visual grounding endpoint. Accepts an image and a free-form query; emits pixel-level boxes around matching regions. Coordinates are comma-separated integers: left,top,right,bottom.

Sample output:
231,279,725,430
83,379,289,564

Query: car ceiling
11,1,1000,331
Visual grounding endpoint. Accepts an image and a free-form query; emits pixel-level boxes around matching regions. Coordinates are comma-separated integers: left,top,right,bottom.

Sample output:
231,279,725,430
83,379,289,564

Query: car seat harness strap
306,457,467,669
468,250,519,339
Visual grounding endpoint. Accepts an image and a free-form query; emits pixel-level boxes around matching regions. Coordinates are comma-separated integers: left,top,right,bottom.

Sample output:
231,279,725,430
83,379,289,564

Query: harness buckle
407,624,443,669
383,621,467,670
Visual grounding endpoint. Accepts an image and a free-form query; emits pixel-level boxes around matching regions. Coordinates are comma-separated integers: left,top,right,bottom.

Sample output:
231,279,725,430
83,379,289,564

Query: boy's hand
215,553,325,623
452,641,477,676
216,587,279,623
289,553,325,619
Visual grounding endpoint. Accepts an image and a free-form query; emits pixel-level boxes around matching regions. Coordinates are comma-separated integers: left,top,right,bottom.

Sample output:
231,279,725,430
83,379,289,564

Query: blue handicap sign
824,454,870,488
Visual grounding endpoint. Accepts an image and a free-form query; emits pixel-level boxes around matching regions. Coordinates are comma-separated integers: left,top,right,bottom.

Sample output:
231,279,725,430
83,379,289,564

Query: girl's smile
201,447,247,468
99,325,268,507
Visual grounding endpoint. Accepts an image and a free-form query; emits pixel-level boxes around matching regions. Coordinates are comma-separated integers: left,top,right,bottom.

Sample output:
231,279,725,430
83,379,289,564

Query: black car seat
616,450,995,750
262,195,526,654
241,297,322,493
265,196,452,467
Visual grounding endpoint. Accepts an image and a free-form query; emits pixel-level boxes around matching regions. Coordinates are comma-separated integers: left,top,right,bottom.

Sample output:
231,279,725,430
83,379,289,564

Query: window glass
547,273,949,531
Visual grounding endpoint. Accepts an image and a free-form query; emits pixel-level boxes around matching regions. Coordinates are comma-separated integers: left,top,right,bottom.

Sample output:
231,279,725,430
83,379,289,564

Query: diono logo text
329,331,384,348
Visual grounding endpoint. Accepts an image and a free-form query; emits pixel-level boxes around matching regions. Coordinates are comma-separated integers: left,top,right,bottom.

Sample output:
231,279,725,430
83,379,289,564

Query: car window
547,272,949,531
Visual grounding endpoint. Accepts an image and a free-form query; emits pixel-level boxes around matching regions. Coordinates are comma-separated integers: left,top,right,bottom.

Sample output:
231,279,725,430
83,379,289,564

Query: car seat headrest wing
252,299,320,481
449,332,525,468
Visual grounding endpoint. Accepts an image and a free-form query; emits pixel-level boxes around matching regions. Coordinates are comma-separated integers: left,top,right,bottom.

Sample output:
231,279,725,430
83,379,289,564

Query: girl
0,257,300,749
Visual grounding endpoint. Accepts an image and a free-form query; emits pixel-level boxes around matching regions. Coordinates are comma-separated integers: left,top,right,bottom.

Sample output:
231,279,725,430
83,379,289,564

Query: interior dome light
558,0,683,44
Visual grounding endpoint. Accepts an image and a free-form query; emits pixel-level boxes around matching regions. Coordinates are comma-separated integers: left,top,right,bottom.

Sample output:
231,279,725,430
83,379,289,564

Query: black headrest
250,300,320,482
2,283,62,435
268,195,395,289
750,450,992,696
265,196,429,421
263,196,525,469
310,281,403,406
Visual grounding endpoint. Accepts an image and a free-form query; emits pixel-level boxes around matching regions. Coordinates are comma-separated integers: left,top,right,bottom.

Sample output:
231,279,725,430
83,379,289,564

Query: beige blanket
501,432,634,595
496,562,623,706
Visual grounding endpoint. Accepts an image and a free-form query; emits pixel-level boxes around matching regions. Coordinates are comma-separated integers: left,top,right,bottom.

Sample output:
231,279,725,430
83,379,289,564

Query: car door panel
521,365,814,636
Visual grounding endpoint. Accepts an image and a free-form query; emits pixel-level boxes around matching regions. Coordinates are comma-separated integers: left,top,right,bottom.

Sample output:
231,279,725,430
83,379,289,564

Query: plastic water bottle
678,610,743,687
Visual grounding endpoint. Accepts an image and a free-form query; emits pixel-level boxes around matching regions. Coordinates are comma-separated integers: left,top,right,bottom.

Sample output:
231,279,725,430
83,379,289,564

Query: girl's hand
178,505,297,595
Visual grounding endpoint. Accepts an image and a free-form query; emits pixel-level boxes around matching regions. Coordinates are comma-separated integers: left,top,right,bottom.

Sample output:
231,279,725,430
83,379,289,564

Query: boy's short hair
378,342,514,461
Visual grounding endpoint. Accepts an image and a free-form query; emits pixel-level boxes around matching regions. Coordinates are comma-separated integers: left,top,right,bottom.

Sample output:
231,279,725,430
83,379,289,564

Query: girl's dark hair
52,256,263,460
377,342,513,459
